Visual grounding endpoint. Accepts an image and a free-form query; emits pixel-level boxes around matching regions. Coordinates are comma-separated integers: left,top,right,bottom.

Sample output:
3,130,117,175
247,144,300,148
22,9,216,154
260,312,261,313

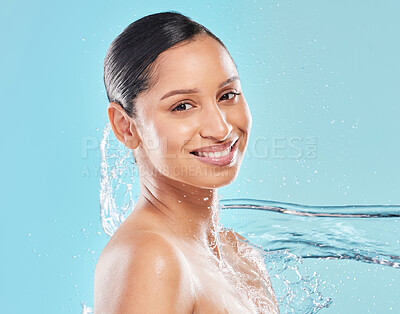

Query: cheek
137,115,164,160
232,102,252,134
153,115,196,158
229,102,252,158
242,101,252,140
243,105,252,132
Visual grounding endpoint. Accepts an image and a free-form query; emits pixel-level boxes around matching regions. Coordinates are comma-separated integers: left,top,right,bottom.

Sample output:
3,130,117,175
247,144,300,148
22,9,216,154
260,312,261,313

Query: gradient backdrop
1,0,399,313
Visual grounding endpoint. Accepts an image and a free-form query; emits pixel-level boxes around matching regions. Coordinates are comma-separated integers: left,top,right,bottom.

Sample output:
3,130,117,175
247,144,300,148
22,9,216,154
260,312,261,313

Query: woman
95,11,279,313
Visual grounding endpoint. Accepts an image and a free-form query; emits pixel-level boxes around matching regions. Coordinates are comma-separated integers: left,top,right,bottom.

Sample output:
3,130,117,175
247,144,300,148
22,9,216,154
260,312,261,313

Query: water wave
220,199,400,269
221,198,400,218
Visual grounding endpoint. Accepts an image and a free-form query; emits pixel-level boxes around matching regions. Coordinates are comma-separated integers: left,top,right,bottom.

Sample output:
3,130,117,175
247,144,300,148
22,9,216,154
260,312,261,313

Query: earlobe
107,102,140,149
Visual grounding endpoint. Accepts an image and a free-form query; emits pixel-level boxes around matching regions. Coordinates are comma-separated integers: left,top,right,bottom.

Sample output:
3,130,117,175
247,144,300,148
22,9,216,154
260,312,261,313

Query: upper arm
94,232,194,314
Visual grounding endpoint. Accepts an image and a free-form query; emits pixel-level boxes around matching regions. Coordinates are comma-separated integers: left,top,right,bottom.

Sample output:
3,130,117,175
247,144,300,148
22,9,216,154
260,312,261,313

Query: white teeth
197,146,231,158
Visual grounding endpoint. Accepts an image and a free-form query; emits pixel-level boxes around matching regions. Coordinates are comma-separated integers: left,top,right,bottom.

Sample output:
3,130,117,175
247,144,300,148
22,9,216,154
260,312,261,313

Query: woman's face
133,34,252,189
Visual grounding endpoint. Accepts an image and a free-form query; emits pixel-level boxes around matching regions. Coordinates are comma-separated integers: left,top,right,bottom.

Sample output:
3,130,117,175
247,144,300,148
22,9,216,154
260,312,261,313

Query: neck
135,169,223,258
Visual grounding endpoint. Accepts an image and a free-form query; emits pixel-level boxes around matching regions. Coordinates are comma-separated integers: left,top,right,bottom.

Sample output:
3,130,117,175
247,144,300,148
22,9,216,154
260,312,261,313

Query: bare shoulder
230,229,272,278
222,228,264,262
222,228,279,310
94,230,194,314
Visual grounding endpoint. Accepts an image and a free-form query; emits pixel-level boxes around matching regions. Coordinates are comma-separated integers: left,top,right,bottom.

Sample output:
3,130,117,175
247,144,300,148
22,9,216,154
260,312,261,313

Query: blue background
1,0,399,313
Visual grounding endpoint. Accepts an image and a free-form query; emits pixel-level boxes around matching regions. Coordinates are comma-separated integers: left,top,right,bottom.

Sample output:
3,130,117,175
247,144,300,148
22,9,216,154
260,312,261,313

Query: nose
199,101,232,141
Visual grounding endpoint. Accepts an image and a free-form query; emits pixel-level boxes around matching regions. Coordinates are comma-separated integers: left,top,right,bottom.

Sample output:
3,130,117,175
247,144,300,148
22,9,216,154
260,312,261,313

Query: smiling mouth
189,139,239,166
190,139,237,157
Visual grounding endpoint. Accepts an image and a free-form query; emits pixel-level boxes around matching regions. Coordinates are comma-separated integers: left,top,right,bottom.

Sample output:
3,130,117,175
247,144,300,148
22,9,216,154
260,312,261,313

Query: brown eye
172,102,194,112
220,92,240,101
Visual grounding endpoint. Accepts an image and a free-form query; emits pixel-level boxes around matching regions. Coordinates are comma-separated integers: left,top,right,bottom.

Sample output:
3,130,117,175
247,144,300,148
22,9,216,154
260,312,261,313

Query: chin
172,164,242,189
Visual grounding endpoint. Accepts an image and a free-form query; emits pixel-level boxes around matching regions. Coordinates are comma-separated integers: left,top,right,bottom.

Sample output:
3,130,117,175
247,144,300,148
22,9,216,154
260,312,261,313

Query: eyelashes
172,102,194,112
172,91,242,112
219,91,241,101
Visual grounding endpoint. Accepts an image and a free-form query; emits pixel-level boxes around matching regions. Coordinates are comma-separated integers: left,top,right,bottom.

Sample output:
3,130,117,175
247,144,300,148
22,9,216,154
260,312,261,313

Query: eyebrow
159,75,240,101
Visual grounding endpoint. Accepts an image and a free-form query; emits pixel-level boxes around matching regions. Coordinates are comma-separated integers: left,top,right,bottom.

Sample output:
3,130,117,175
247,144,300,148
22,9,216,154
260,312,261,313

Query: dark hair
104,11,228,118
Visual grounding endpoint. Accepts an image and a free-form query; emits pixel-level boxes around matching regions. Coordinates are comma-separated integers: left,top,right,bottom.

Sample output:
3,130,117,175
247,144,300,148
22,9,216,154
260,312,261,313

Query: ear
107,102,141,149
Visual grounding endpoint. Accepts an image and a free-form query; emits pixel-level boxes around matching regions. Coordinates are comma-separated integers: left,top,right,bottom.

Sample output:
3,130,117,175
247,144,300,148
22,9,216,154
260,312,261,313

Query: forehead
146,35,238,96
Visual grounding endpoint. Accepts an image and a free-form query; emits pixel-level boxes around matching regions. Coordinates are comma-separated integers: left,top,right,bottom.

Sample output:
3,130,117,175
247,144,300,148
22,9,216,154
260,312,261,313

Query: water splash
261,249,332,313
81,302,93,314
221,198,400,218
99,123,137,237
220,199,400,269
96,122,399,313
218,200,400,312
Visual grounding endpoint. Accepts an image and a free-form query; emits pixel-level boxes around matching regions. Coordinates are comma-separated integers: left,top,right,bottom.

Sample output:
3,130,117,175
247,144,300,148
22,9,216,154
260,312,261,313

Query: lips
190,139,239,166
190,139,237,155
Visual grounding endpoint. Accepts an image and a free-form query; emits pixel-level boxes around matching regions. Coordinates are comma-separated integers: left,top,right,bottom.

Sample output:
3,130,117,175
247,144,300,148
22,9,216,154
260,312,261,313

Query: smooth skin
95,34,279,313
